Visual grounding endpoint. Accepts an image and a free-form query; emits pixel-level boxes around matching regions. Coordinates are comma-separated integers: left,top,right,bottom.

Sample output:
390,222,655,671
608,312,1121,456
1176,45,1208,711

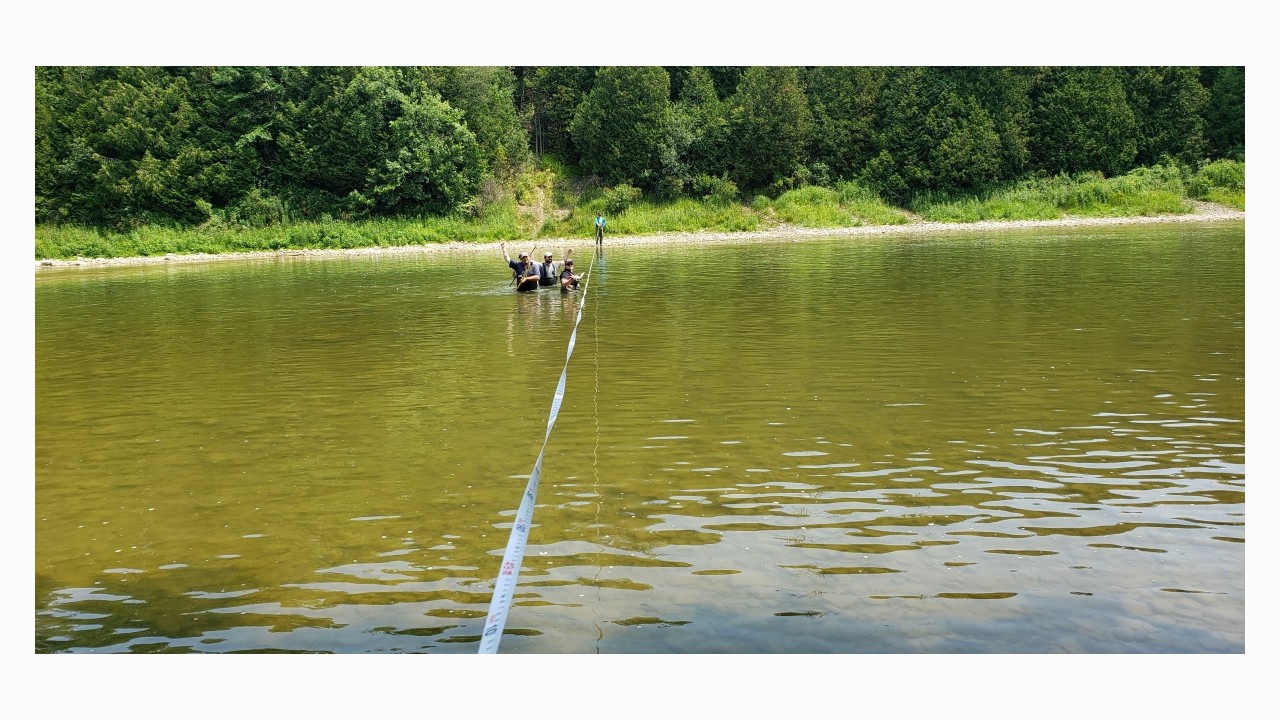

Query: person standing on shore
501,242,540,292
594,213,605,245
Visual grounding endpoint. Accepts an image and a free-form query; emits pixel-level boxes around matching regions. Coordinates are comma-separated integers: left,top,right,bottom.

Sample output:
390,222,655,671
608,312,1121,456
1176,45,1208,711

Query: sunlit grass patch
914,167,1197,222
770,183,907,227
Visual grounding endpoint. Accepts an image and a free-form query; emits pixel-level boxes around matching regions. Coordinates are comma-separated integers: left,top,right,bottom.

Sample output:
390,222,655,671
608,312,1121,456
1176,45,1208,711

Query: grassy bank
35,160,1244,261
910,159,1244,223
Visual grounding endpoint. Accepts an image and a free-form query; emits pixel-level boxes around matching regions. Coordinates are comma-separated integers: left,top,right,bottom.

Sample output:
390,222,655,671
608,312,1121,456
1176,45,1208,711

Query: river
34,221,1245,654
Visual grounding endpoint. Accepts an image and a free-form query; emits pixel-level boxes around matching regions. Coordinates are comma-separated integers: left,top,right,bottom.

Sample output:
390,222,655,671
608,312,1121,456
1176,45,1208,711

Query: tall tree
923,89,1003,194
706,67,744,101
676,66,731,181
728,66,813,192
35,66,231,227
860,66,930,200
418,66,530,174
569,66,671,189
942,66,1037,180
1029,66,1139,176
274,66,482,218
804,66,883,182
1204,66,1245,160
1125,66,1210,165
524,66,596,160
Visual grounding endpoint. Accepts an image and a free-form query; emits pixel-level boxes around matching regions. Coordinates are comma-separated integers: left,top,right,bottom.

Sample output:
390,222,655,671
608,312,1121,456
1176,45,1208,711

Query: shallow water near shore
35,221,1244,653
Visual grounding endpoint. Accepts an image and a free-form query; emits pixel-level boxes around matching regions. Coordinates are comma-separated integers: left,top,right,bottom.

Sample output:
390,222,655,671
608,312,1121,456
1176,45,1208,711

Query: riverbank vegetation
34,158,1245,260
35,66,1245,259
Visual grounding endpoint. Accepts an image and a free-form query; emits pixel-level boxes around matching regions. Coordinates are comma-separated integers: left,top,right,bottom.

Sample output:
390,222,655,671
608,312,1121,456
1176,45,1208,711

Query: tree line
35,66,1245,229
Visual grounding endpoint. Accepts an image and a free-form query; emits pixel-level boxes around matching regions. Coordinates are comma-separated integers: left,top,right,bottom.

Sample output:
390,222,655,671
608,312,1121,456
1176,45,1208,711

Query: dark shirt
560,268,579,293
509,259,539,292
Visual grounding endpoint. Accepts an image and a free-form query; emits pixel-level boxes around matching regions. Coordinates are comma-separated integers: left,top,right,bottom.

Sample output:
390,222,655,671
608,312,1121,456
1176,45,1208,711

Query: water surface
35,222,1245,653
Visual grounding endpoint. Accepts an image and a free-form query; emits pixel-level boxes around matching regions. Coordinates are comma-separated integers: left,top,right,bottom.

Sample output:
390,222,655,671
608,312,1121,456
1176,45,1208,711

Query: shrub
1188,159,1244,198
226,188,287,228
692,174,739,206
602,183,642,215
655,175,685,200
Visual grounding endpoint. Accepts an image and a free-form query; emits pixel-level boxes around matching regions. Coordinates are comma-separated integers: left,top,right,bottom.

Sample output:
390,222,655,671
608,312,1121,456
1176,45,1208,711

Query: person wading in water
559,258,582,293
594,213,605,245
537,248,572,288
501,242,540,292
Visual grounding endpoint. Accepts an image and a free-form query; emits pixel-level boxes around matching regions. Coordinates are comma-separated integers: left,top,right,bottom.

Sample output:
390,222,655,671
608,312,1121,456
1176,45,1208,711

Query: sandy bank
35,202,1244,270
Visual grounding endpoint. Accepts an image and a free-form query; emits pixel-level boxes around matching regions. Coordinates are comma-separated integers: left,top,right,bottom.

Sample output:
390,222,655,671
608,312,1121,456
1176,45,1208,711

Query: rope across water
477,255,596,654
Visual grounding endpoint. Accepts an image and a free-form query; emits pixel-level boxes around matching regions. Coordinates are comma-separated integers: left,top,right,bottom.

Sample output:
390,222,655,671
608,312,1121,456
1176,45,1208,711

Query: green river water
34,221,1245,653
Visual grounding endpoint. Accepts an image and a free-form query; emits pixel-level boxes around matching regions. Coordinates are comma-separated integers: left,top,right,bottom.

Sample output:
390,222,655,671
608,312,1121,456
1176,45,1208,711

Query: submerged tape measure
478,258,594,654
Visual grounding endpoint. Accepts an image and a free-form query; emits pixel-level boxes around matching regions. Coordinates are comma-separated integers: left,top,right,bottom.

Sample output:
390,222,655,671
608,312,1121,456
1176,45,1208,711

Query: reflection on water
35,223,1244,653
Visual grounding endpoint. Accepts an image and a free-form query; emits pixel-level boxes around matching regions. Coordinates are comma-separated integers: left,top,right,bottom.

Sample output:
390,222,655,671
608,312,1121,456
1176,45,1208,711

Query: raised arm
500,241,511,263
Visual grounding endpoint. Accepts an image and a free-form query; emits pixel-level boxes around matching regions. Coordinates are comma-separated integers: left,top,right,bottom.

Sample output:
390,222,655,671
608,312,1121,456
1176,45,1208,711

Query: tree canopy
35,65,1245,229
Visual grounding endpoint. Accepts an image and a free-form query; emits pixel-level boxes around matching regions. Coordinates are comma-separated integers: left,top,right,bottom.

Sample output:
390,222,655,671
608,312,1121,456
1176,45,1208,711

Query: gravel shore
35,201,1244,270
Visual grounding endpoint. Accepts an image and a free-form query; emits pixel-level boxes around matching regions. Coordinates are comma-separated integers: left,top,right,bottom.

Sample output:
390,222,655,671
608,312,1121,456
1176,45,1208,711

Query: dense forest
34,66,1245,230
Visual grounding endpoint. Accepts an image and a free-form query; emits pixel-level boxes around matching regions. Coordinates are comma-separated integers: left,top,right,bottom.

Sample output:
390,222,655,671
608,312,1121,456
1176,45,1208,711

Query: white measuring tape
478,258,594,654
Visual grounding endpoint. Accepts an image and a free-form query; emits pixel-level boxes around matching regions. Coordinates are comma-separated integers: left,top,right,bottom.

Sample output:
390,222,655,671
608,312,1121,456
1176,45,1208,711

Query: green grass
539,196,762,240
1202,188,1244,209
1189,159,1245,210
35,204,531,260
35,161,1244,261
911,164,1209,222
763,183,909,228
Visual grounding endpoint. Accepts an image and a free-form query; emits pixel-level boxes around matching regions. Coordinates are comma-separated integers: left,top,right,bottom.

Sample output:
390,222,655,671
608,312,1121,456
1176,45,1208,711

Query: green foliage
771,186,852,227
912,165,1195,222
223,187,287,227
1029,67,1139,177
579,197,760,236
804,66,883,180
34,65,1244,239
523,66,596,159
767,183,907,227
677,66,732,181
1188,159,1245,209
569,66,671,189
858,67,930,201
420,66,530,174
655,175,686,200
1205,67,1245,160
940,67,1037,180
913,191,1061,223
601,183,643,215
1189,158,1244,193
691,174,738,205
834,181,909,225
37,156,1241,261
924,91,1003,193
275,67,483,219
1126,66,1210,166
729,66,813,192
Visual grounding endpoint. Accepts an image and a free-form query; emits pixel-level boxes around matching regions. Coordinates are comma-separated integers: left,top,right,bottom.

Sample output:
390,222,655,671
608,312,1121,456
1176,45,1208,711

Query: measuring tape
478,258,594,654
